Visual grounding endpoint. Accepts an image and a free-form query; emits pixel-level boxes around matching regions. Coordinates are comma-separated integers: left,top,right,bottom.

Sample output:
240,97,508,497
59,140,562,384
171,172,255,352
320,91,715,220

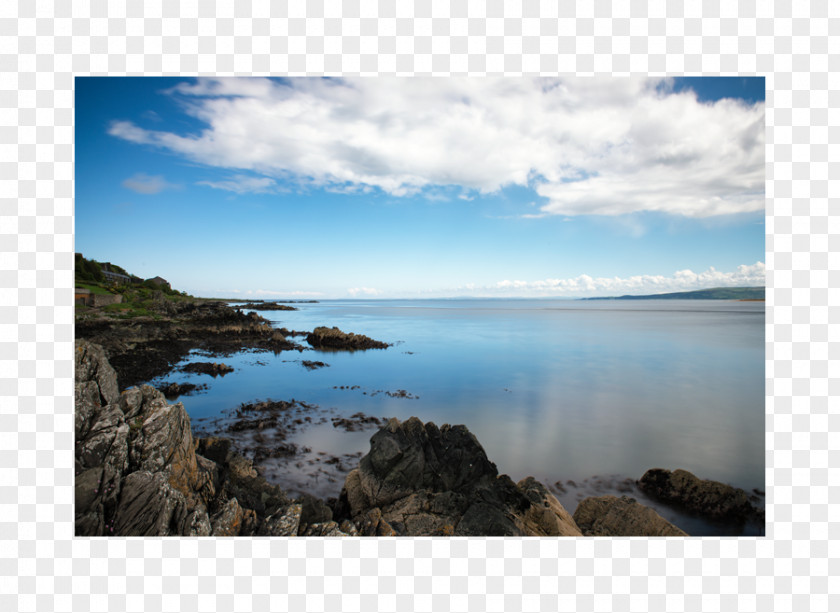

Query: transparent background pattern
1,1,836,612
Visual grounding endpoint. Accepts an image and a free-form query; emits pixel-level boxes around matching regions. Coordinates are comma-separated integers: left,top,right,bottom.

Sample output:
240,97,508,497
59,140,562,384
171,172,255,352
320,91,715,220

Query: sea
147,298,766,536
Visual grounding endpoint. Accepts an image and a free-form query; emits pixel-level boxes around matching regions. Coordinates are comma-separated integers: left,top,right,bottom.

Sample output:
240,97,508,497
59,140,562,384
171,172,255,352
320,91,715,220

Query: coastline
75,299,764,537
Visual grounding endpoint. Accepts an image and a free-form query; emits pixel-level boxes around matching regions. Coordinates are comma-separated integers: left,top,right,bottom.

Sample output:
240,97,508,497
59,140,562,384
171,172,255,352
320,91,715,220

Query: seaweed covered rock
306,326,389,350
334,417,582,536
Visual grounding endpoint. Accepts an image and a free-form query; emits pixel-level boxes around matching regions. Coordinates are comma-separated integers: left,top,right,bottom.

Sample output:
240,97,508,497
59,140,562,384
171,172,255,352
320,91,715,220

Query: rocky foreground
75,340,761,537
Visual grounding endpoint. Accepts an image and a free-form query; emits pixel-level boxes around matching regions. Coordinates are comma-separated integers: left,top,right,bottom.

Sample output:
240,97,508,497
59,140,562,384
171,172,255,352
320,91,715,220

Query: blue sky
75,77,765,298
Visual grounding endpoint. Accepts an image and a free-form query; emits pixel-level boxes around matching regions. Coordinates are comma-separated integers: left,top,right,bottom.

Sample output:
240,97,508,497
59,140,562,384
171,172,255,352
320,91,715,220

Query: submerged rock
306,326,390,350
637,468,761,523
333,417,582,536
181,361,234,377
573,495,688,536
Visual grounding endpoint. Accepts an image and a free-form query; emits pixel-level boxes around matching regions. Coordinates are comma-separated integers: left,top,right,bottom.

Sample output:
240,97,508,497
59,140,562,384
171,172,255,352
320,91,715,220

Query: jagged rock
517,477,582,537
210,498,246,536
306,326,389,350
75,342,120,408
302,521,354,537
334,417,581,537
573,495,688,536
75,340,294,537
259,504,303,536
113,471,211,536
638,468,758,522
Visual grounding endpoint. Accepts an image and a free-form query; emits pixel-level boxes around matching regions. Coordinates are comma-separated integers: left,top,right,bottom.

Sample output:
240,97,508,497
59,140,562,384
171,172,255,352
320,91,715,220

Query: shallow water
149,298,765,535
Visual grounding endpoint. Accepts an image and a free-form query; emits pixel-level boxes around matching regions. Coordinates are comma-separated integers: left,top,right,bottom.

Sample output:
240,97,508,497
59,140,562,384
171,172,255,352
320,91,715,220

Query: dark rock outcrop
332,417,582,536
306,326,390,350
637,468,761,523
573,495,688,536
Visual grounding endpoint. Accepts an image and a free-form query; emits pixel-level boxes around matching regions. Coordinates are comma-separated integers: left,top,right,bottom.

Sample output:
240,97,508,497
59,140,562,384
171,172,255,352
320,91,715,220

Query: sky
75,76,765,299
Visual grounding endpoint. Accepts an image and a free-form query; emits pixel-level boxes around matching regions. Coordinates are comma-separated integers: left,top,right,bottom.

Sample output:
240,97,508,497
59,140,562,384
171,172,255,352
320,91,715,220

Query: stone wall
89,293,123,308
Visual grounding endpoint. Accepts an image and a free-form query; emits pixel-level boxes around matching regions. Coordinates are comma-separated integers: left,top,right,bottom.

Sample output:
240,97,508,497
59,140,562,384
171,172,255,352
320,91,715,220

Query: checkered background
1,1,836,611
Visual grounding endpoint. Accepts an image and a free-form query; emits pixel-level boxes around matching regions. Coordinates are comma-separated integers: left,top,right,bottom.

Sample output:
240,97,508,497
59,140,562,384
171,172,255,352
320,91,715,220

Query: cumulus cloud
461,262,765,298
108,77,764,217
197,174,280,194
348,287,382,297
121,173,178,194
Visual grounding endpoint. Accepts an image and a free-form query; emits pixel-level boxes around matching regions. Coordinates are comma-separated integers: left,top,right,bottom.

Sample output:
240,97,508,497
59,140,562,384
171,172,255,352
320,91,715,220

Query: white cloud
459,262,765,297
348,287,382,297
197,174,280,194
121,173,178,194
108,77,764,217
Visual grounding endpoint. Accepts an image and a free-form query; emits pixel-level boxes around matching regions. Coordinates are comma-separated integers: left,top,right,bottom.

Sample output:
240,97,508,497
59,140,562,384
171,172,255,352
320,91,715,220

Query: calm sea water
151,298,765,535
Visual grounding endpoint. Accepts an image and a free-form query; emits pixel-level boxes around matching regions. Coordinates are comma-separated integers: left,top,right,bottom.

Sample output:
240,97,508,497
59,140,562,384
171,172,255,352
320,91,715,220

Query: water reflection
151,299,765,535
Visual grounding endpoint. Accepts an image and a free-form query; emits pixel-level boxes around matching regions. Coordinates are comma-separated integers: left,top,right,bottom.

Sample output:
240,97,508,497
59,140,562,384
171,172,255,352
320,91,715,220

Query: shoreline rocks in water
573,495,688,536
237,302,298,311
637,468,763,524
306,326,390,350
76,340,758,537
157,381,209,399
181,362,235,377
75,300,305,390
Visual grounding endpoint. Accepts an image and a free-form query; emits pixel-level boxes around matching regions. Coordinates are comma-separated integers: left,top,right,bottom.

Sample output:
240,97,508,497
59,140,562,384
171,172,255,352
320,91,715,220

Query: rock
157,382,206,399
113,471,211,537
75,340,297,537
306,326,389,350
517,477,582,537
238,302,298,311
302,521,355,537
75,341,120,408
638,468,758,522
573,495,688,536
259,504,303,536
210,498,246,536
334,417,581,537
301,360,328,370
181,362,234,377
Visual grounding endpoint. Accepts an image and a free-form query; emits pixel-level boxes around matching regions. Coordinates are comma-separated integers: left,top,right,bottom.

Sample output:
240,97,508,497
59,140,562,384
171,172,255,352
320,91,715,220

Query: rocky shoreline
75,300,388,390
75,338,763,537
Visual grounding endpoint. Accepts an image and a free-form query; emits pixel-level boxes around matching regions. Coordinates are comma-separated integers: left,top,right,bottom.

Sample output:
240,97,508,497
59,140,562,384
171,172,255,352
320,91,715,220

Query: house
102,270,132,285
145,276,171,290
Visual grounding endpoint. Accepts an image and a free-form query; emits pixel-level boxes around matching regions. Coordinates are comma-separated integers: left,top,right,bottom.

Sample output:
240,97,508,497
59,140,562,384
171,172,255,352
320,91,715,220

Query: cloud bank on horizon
470,261,766,298
107,76,765,219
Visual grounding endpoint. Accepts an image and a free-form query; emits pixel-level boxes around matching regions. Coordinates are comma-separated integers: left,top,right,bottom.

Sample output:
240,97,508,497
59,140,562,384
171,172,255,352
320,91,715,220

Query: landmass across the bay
580,286,765,301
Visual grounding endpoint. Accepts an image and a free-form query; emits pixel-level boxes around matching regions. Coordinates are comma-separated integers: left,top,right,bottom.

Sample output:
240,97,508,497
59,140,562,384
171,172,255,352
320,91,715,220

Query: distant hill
581,287,765,301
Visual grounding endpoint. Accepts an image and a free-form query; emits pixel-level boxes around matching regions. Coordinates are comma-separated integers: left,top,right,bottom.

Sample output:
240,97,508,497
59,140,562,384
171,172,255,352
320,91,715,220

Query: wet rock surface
638,468,764,524
306,326,390,350
573,495,689,536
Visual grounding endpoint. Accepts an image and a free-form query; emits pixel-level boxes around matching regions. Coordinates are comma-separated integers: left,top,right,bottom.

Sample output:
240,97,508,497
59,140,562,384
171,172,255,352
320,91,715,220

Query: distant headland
581,286,765,301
